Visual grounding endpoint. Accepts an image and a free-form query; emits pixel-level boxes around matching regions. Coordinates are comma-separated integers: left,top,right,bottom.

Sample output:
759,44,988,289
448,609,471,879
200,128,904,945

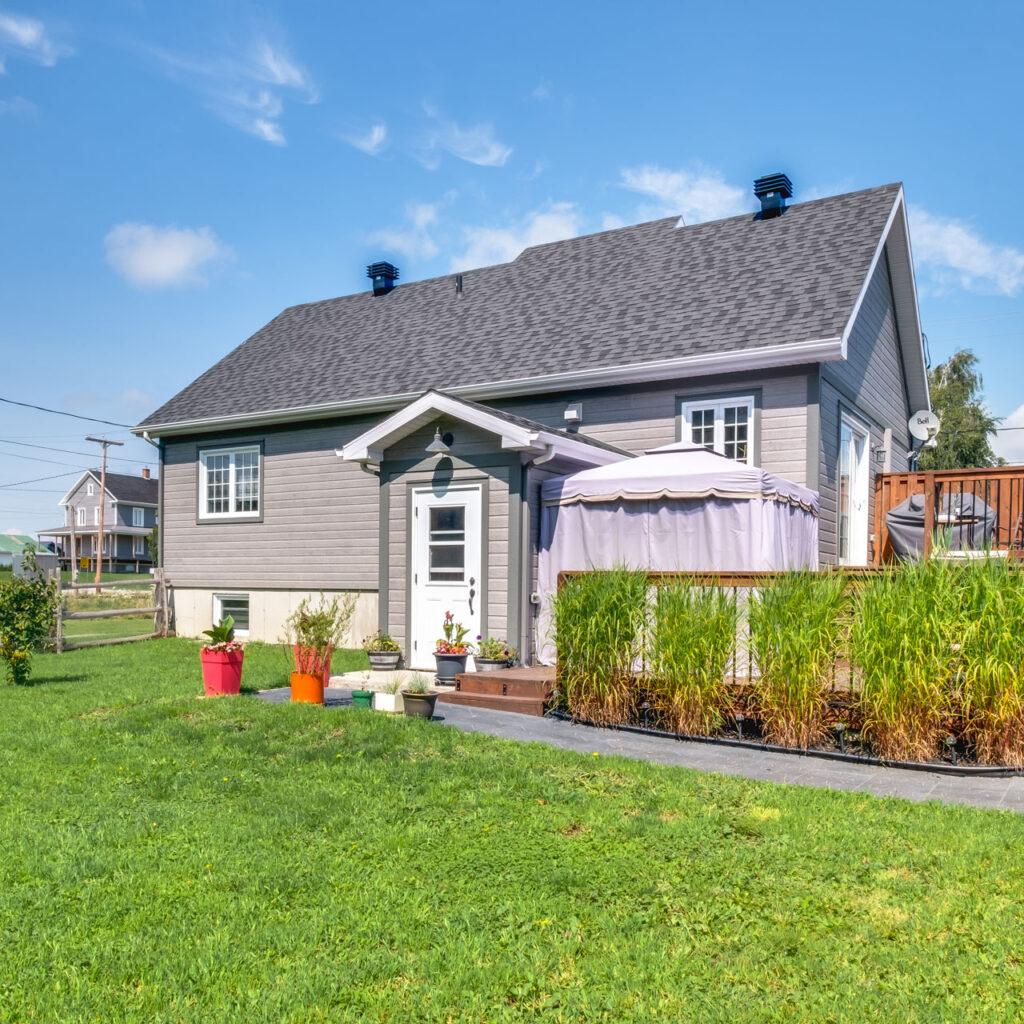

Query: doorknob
468,576,476,615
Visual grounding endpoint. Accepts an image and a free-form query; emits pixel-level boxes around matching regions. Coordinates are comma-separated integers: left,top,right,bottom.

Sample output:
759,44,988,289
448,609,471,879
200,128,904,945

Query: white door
409,486,482,670
838,415,870,565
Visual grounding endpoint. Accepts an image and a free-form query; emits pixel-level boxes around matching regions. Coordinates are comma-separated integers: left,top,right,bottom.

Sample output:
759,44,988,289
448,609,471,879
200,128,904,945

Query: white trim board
136,336,845,438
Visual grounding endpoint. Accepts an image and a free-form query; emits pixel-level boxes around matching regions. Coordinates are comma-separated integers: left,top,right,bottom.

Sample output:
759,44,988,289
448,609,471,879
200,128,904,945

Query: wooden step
435,689,548,717
454,666,554,697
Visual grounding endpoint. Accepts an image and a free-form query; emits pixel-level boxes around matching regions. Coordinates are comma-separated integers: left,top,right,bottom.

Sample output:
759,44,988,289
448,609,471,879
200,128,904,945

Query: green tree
916,349,1002,470
149,523,159,567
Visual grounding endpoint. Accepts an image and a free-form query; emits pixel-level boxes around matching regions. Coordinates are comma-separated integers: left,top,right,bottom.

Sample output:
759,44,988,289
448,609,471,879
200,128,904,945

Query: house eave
134,336,845,439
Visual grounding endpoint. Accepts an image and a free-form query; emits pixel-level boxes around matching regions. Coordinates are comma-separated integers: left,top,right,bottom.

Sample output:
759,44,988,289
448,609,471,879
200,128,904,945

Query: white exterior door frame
838,410,871,566
409,484,484,670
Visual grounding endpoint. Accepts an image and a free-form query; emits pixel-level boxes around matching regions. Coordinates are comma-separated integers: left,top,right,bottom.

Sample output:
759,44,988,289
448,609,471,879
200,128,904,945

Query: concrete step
435,689,548,717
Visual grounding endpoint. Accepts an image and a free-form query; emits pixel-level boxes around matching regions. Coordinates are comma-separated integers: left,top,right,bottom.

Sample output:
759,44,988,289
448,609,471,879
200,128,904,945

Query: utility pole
85,436,124,585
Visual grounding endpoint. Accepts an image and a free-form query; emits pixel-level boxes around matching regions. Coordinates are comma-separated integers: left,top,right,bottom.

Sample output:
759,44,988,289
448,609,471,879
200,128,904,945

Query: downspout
521,444,556,664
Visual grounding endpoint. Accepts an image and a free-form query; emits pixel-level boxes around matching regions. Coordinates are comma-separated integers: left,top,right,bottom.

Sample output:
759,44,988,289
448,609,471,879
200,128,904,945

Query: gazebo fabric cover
535,445,819,664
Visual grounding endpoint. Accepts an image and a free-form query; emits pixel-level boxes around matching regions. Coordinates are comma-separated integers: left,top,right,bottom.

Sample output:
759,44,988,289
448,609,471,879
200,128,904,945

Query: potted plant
351,670,374,710
200,616,244,697
284,594,354,705
475,636,518,671
401,674,437,719
435,611,472,684
373,674,404,714
363,630,401,670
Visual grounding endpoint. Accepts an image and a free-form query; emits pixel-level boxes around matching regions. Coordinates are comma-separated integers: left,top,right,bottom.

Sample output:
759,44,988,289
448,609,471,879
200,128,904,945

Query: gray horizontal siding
162,418,381,590
819,254,911,564
494,371,811,484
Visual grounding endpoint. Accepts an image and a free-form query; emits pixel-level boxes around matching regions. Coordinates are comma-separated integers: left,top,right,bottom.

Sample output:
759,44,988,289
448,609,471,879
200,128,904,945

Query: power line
0,438,152,464
0,449,101,471
0,396,133,428
0,471,81,490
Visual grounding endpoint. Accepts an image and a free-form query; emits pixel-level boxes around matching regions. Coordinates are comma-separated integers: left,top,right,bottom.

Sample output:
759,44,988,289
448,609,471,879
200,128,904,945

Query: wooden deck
873,466,1024,563
436,666,555,717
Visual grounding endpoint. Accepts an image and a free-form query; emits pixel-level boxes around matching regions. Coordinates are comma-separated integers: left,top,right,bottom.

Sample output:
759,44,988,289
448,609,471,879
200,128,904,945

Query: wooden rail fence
54,569,171,651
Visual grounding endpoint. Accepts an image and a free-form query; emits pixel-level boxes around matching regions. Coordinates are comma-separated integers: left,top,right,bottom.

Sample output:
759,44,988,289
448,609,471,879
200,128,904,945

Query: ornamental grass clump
958,559,1024,767
553,567,649,725
850,560,959,762
749,571,847,748
648,580,738,735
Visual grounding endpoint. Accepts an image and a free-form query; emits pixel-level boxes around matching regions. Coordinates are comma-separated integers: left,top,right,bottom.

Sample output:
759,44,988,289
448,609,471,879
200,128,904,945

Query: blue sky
1,0,1023,534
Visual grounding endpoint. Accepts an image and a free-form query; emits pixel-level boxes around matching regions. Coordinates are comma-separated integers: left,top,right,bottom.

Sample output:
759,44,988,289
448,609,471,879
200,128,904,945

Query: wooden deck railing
873,466,1024,564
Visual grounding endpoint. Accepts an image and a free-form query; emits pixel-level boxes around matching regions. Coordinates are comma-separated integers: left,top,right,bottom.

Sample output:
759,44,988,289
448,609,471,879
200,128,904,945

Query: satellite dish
908,410,941,442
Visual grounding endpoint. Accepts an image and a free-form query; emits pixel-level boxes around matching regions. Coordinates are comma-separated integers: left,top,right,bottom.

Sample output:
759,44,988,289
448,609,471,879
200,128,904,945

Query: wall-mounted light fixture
426,427,452,457
873,447,888,466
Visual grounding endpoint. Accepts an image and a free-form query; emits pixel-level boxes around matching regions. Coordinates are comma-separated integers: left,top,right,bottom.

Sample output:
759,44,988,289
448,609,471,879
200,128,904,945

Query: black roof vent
367,261,399,295
753,172,793,218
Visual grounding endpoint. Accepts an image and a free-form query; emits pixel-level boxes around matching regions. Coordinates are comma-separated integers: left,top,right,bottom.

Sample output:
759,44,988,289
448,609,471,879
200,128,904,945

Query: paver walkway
258,686,1024,813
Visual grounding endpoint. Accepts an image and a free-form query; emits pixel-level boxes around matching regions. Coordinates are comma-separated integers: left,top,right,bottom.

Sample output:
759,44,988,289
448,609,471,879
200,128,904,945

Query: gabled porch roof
338,390,630,467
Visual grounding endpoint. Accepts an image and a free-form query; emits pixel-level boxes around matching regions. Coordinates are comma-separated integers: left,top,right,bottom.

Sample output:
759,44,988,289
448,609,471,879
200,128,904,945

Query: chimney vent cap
367,261,399,295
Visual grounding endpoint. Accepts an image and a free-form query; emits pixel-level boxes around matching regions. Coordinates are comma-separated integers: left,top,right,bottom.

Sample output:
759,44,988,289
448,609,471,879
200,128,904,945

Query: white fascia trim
338,391,627,467
58,470,103,507
135,337,844,439
838,186,929,412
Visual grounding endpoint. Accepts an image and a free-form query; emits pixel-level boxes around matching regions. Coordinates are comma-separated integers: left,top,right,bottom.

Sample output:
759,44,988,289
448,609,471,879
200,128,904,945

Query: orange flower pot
291,671,324,705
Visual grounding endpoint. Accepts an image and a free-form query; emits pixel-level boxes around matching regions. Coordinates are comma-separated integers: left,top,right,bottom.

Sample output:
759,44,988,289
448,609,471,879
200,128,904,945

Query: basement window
198,444,261,519
213,594,250,636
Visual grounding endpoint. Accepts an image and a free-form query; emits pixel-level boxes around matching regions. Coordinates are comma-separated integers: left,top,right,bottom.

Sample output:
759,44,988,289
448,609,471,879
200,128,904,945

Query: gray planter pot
401,691,438,719
434,652,468,684
474,658,511,672
367,650,401,671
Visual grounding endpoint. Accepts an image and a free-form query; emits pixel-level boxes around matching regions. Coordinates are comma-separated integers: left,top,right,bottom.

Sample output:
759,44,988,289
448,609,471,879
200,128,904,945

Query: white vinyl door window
838,412,870,565
132,507,145,527
199,445,261,518
681,397,755,464
76,507,86,526
133,536,147,557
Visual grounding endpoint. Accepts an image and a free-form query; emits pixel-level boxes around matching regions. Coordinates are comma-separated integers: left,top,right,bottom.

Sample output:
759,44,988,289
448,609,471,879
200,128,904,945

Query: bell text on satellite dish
908,410,941,442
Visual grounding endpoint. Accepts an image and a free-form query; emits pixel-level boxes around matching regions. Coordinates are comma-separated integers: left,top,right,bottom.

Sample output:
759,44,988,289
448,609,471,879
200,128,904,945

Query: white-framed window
93,506,100,525
680,396,755,464
132,507,145,527
214,593,250,635
133,535,147,557
76,506,86,526
199,445,261,518
86,481,95,496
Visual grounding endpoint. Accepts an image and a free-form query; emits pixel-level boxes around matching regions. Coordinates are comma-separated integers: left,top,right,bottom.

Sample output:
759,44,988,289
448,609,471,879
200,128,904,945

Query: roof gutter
134,336,844,439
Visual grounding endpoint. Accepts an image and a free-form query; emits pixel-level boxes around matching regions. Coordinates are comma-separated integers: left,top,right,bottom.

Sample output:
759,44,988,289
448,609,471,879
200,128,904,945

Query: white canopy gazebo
535,444,819,664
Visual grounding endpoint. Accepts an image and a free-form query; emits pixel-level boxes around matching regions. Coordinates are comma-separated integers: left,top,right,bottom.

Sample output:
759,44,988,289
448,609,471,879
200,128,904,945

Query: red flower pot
294,644,333,685
201,648,244,696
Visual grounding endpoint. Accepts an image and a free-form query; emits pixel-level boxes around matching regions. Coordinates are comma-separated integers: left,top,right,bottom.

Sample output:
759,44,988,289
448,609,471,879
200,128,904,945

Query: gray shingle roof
76,470,159,505
140,184,902,430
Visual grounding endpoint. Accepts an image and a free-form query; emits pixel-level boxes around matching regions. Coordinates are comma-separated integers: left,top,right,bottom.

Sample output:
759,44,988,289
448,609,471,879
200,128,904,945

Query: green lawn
2,641,1023,1022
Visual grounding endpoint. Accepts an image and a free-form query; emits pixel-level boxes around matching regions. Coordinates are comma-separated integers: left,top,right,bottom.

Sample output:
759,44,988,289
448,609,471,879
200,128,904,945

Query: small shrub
648,580,738,735
553,567,648,725
749,571,847,748
850,561,958,761
0,565,59,685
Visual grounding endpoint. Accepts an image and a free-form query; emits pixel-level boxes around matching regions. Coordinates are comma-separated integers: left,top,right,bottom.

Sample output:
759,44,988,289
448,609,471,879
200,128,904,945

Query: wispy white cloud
118,387,157,417
104,223,233,289
367,193,456,262
909,206,1024,297
151,34,317,145
0,11,71,72
993,404,1024,464
450,202,583,271
600,212,626,231
418,104,512,168
345,121,388,156
0,94,34,115
529,79,551,100
619,164,750,224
